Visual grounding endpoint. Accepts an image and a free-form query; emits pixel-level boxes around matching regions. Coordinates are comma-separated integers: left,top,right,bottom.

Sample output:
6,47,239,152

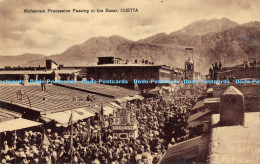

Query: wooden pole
70,109,73,164
99,102,103,145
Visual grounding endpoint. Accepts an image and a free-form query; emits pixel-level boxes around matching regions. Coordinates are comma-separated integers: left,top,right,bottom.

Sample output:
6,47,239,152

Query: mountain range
0,53,45,68
1,18,260,74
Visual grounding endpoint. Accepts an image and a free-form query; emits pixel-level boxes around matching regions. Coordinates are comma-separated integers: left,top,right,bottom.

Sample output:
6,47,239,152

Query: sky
0,0,260,56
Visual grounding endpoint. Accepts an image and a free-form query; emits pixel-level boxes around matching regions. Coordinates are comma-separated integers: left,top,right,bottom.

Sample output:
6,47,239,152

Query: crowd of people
209,62,222,80
209,59,259,81
1,93,201,164
242,59,259,68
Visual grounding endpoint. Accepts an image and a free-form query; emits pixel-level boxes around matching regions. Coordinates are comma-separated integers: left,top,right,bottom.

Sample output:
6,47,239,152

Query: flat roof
87,64,172,70
88,64,161,67
0,69,80,75
97,56,115,58
0,70,54,75
210,112,260,164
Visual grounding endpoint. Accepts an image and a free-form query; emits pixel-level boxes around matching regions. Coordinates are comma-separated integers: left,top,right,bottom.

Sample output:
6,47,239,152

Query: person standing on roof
218,62,222,72
41,77,47,91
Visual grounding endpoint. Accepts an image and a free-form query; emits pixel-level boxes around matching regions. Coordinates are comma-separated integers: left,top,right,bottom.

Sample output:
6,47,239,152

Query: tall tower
184,48,194,80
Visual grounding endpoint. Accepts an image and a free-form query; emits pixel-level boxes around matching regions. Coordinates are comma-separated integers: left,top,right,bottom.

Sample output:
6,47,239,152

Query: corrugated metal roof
0,108,22,122
0,85,112,114
57,82,138,99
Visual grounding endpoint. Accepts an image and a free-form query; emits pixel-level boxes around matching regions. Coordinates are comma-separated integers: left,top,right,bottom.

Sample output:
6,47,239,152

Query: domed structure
185,57,194,80
185,57,194,65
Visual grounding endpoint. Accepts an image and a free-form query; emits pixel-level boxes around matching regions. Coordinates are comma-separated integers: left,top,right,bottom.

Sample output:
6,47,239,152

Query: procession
1,88,202,164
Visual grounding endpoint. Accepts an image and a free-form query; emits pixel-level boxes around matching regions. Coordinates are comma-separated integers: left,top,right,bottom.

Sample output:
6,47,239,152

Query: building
208,59,260,80
86,57,174,89
0,82,140,127
0,59,80,84
97,56,128,65
184,57,194,80
172,68,184,81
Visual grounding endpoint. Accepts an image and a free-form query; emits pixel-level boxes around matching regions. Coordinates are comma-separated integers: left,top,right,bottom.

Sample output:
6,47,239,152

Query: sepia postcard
0,0,259,163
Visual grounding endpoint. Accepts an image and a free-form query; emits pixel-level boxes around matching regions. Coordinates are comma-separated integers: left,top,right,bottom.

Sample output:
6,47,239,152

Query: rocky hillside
24,35,133,67
201,22,260,67
176,18,239,35
0,53,45,68
2,18,260,75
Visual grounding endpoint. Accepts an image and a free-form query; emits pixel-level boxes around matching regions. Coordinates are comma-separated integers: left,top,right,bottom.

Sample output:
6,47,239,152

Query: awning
173,70,179,73
163,86,170,89
134,95,144,101
191,100,205,111
110,102,122,109
0,118,42,133
123,96,135,101
148,88,160,95
188,108,212,123
206,88,213,93
188,116,211,127
42,107,95,127
115,98,127,104
160,135,209,163
204,97,220,104
103,106,114,116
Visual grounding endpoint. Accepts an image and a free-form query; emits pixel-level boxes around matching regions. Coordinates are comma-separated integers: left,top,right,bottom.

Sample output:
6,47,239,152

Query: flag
42,132,52,146
99,102,104,145
100,102,104,128
66,110,73,132
69,109,74,164
68,111,73,126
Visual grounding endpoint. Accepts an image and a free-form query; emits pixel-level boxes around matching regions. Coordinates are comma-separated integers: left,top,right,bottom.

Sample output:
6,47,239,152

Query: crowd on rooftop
209,59,259,82
209,62,222,80
1,92,202,164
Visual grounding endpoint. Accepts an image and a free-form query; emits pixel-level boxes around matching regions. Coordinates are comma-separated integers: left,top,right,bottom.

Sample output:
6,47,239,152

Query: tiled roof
209,112,260,164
